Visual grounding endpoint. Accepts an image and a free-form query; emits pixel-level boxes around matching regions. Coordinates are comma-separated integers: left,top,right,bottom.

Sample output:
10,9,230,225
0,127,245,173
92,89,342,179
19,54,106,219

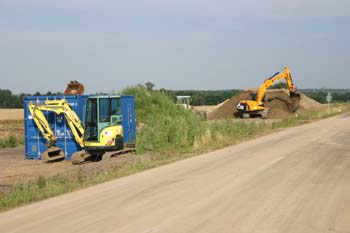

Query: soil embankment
206,89,325,120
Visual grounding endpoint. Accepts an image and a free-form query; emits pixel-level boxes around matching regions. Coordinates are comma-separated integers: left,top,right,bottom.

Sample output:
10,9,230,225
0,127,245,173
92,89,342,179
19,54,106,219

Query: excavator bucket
64,81,85,95
288,92,301,112
41,147,65,162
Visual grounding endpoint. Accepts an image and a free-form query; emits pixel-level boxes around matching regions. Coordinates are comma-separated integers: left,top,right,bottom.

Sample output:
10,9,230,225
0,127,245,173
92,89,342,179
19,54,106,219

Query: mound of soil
206,89,325,120
206,90,252,120
299,93,326,111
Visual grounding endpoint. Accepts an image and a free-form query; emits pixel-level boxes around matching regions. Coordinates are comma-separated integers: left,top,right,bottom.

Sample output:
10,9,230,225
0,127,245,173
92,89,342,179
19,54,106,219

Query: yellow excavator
235,66,300,118
28,96,129,164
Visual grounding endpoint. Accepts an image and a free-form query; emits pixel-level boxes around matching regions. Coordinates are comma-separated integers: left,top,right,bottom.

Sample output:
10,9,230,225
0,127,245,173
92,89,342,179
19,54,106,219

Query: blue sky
0,0,349,94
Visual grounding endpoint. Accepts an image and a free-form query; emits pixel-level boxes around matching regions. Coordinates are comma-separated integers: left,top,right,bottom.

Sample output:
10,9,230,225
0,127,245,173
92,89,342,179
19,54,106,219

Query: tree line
0,90,63,108
165,90,241,106
303,91,350,104
141,82,242,106
1,87,350,108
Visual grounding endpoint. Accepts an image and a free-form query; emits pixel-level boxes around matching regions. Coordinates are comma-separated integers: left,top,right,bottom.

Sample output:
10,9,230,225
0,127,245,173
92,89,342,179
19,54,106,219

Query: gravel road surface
1,114,350,233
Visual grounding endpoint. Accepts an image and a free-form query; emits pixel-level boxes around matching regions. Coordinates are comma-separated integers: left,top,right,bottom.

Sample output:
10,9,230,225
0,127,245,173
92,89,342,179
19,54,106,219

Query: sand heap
206,89,325,120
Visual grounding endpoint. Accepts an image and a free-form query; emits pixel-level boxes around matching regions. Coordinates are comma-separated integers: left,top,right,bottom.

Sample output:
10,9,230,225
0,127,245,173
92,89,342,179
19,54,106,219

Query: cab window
99,98,110,122
111,98,121,115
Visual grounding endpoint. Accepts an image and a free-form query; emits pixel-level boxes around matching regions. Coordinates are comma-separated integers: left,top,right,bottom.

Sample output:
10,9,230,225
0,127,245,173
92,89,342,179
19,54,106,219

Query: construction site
194,67,326,120
0,71,333,190
0,69,349,233
1,80,349,232
1,1,349,231
195,88,326,120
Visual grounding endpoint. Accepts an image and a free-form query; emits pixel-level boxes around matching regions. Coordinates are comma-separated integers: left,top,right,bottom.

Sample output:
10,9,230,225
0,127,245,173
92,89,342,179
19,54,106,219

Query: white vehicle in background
176,96,191,110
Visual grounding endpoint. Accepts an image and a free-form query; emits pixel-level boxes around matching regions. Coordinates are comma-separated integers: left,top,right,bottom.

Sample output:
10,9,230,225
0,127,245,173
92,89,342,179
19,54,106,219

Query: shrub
123,86,204,153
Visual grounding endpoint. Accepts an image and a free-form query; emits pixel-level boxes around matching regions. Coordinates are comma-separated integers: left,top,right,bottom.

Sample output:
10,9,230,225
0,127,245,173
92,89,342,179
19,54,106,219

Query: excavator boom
256,66,297,103
28,103,57,147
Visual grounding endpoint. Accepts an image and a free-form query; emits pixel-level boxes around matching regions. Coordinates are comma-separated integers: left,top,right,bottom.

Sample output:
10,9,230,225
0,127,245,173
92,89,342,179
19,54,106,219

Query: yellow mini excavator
235,66,300,118
28,96,129,164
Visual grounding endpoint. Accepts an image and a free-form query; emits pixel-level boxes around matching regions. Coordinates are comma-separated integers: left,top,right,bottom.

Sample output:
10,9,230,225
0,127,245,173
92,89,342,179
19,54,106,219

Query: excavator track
110,147,136,158
71,150,91,165
71,147,136,165
71,151,105,165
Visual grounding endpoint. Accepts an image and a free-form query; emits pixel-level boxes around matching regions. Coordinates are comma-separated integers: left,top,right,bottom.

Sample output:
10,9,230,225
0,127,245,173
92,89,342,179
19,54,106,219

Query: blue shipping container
24,95,136,160
121,95,136,145
24,95,89,160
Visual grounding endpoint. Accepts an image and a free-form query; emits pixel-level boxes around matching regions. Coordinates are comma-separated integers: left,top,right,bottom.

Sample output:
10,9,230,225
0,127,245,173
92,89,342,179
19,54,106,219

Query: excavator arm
28,99,85,161
256,66,297,103
29,99,85,147
28,103,57,147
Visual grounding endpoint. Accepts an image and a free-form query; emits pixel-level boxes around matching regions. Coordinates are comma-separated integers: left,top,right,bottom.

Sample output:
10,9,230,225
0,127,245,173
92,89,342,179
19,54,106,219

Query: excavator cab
83,96,124,152
248,93,256,101
248,93,266,103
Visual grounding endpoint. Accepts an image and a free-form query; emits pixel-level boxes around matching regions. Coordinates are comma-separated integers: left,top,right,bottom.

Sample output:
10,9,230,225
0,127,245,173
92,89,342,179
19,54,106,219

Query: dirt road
1,114,350,233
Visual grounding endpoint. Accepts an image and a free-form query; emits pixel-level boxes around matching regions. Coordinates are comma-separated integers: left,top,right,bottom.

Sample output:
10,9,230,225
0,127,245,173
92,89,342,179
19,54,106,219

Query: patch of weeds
36,176,47,189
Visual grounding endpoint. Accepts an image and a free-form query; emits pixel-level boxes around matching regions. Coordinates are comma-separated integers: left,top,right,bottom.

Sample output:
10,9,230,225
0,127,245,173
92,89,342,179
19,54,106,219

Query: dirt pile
206,89,325,120
206,91,251,120
299,93,326,111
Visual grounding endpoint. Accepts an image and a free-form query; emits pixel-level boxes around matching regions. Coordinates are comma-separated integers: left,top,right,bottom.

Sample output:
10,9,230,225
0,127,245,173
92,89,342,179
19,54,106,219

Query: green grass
123,86,204,154
0,134,23,148
0,87,347,211
0,120,24,148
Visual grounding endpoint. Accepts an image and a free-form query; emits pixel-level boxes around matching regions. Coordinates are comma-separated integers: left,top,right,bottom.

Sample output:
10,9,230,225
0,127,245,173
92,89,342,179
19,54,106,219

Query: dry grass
0,109,23,120
0,120,24,147
0,109,24,148
192,105,217,113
